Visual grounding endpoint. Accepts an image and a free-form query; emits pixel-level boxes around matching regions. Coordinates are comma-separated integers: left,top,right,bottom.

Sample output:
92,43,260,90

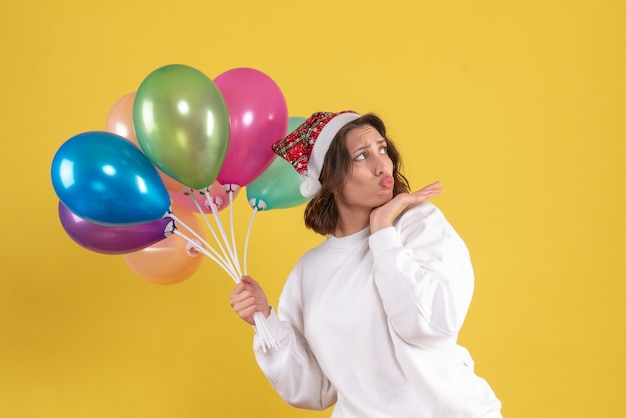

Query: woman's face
335,124,395,213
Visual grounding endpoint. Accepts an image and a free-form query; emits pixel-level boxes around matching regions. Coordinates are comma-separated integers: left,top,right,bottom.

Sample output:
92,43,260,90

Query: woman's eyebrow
350,143,370,155
350,138,387,155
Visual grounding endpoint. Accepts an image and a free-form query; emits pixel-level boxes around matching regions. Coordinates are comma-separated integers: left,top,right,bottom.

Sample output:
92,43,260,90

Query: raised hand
369,181,443,233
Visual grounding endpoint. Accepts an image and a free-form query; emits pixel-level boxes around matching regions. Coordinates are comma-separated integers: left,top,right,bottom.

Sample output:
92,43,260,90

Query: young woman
230,111,502,417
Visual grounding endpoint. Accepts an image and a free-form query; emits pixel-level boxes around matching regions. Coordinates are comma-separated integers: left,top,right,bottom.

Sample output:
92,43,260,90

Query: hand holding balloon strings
168,187,279,352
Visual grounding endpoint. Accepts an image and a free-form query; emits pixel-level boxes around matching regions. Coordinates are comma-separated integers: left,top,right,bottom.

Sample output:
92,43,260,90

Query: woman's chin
373,191,394,206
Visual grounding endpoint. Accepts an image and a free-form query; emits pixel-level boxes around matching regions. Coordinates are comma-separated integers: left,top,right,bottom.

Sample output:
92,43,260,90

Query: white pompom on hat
271,111,361,199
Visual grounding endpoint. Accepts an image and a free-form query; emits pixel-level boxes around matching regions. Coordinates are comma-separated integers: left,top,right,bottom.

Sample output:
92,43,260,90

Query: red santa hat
271,110,361,199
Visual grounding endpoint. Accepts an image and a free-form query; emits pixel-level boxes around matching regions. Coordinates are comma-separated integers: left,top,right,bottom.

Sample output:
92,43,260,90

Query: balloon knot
185,239,201,257
223,184,241,193
248,198,267,211
164,220,176,237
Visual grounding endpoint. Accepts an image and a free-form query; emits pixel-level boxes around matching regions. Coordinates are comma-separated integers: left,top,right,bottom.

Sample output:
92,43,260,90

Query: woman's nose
374,156,391,175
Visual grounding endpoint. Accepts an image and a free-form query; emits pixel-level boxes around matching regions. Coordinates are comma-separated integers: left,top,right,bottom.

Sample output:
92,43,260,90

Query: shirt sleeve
252,268,337,410
369,202,475,342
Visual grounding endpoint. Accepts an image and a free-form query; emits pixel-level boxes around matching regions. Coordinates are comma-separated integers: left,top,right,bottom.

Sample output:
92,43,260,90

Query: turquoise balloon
246,117,309,211
51,131,170,225
134,64,230,190
246,156,309,210
286,116,306,136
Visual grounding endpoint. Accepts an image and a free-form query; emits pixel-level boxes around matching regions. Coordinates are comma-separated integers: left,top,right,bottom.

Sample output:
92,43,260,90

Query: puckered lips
379,175,394,189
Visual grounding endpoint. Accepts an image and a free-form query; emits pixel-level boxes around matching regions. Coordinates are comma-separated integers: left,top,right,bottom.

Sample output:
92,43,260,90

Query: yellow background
2,0,624,417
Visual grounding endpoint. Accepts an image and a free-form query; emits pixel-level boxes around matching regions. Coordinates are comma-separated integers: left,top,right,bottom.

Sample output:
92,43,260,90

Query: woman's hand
370,181,443,233
230,276,271,325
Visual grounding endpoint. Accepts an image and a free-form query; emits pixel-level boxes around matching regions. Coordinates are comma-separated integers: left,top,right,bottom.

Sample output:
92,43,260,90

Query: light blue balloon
287,116,307,134
246,156,310,210
51,131,170,225
246,117,309,211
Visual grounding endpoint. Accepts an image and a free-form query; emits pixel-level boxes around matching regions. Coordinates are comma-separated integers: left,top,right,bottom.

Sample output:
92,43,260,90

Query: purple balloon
58,202,174,254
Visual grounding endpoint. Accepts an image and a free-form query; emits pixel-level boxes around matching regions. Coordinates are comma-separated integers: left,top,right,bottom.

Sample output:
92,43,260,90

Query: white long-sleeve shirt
254,202,502,417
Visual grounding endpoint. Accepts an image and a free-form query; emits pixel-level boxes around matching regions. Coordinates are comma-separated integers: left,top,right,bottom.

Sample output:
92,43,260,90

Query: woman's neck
334,207,370,237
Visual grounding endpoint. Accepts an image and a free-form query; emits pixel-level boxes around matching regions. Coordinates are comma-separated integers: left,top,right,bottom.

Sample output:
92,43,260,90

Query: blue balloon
51,131,170,225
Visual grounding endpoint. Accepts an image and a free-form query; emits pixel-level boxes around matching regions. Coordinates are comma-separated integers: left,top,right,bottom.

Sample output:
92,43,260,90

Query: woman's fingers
409,181,443,202
230,294,258,325
370,182,443,232
230,275,270,325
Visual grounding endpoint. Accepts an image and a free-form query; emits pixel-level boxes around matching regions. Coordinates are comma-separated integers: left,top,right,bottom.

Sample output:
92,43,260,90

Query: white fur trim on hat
305,112,360,197
299,175,322,199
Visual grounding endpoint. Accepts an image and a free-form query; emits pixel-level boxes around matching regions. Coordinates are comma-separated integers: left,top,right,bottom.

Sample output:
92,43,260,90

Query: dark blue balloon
51,131,170,225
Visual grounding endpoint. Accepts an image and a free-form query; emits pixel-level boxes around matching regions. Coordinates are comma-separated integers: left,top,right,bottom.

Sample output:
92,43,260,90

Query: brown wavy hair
303,113,410,235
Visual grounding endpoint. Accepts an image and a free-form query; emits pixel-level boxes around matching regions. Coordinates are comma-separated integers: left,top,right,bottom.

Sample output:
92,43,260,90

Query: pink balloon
105,92,188,193
214,68,288,189
170,181,240,213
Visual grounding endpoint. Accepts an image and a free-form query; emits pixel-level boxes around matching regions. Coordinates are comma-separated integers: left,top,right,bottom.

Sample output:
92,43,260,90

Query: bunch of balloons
51,64,310,351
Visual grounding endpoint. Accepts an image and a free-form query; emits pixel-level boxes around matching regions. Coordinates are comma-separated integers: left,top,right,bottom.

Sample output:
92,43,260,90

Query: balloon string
228,191,242,275
187,193,233,267
189,192,242,278
201,192,243,278
169,213,238,280
243,207,258,276
253,311,279,352
241,205,278,351
172,229,238,283
174,227,277,351
181,192,278,351
174,225,277,351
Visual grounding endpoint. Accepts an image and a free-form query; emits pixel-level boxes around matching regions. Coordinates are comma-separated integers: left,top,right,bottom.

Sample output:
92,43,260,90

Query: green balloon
246,155,309,211
134,64,230,190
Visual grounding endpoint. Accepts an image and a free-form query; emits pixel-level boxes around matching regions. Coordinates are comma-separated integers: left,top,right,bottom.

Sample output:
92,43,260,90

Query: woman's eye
380,146,388,154
354,153,366,161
